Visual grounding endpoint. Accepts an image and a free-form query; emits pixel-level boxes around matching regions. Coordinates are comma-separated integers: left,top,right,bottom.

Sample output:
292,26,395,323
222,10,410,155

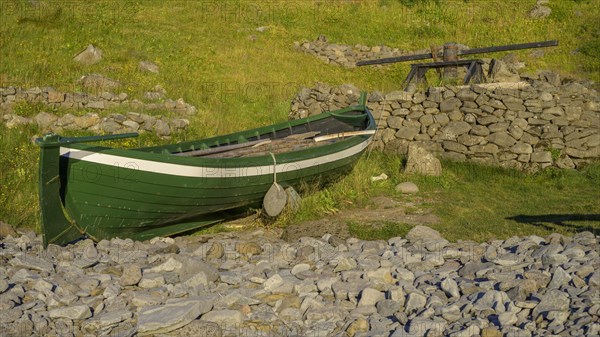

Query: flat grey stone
183,271,210,288
406,318,447,336
33,279,53,293
0,307,23,324
137,297,213,335
263,274,284,292
405,144,442,176
9,255,54,273
440,304,462,322
542,253,568,266
176,256,219,282
147,257,183,273
333,256,358,272
48,305,92,320
491,254,521,266
218,271,242,285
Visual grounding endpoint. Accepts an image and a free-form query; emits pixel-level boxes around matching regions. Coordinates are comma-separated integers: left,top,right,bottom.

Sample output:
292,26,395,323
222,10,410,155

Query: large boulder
406,225,444,243
405,143,442,176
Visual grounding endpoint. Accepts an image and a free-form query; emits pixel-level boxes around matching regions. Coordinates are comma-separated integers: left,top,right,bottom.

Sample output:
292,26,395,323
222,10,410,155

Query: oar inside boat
313,130,376,142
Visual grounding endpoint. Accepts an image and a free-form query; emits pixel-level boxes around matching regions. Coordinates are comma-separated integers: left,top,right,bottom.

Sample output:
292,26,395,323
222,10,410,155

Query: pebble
291,263,310,276
358,287,384,307
497,311,518,327
139,272,165,289
405,292,427,314
0,227,597,336
395,181,419,194
120,264,142,286
441,277,460,298
0,279,9,293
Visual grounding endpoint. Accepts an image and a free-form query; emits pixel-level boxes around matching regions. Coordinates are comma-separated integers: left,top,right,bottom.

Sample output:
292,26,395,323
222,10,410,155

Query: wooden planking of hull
36,93,376,246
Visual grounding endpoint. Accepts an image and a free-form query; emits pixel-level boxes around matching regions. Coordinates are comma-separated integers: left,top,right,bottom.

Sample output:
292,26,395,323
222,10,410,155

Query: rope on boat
269,152,281,191
367,96,387,159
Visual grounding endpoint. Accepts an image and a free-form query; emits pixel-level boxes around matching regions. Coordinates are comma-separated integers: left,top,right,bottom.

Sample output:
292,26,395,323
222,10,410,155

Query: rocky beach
1,223,598,337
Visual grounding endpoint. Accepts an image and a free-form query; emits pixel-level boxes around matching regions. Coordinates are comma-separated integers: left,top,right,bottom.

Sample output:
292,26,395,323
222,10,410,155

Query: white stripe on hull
59,138,371,178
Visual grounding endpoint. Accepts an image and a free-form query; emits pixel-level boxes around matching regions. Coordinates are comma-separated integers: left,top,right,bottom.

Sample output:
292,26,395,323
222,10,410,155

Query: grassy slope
0,0,598,240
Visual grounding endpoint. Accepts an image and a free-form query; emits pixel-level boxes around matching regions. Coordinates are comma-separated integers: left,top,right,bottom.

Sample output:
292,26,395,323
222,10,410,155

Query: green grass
0,126,40,228
287,151,404,223
411,160,600,241
1,0,599,241
274,151,600,242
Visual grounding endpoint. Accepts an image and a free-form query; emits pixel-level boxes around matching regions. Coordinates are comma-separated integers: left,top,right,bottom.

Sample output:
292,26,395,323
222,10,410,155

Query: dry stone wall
294,35,431,68
0,85,197,115
2,111,189,138
0,86,196,137
289,77,600,171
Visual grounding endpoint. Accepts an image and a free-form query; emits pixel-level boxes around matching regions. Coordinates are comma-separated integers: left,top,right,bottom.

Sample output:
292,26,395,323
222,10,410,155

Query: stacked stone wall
0,85,197,115
0,86,195,136
294,35,430,68
289,78,599,171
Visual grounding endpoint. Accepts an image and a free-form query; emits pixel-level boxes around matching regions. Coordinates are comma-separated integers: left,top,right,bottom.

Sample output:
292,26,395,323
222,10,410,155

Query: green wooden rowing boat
36,93,375,247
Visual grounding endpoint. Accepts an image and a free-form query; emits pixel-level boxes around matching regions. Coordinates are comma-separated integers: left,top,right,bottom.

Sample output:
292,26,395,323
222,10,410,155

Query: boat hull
59,137,370,241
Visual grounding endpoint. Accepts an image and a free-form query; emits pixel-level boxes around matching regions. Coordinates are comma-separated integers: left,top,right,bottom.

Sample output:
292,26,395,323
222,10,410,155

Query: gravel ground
0,223,598,337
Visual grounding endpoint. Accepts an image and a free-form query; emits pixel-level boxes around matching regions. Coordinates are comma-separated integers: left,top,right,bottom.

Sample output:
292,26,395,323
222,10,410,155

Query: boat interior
139,109,374,158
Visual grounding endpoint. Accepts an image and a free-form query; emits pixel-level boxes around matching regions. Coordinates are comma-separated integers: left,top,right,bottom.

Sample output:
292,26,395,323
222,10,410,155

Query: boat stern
35,132,138,246
36,134,85,247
